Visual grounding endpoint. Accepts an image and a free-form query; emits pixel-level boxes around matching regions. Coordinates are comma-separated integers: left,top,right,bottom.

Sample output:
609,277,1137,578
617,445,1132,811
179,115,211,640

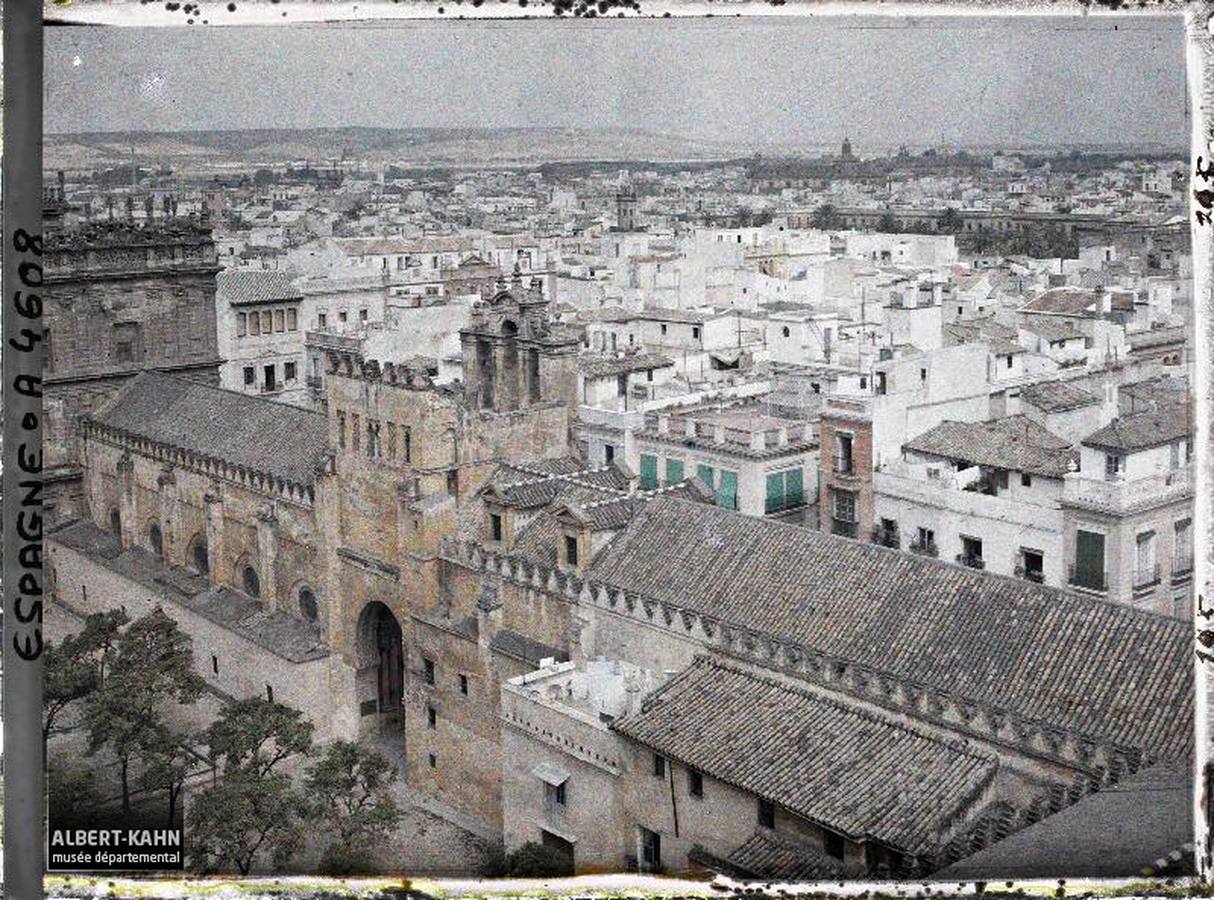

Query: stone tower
459,276,581,414
616,186,638,232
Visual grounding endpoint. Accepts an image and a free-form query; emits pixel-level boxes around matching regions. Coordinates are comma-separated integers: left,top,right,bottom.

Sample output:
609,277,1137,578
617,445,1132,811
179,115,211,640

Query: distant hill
44,126,751,172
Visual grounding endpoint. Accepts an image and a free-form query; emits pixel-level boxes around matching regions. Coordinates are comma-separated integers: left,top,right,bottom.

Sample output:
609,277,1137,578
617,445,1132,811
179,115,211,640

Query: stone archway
356,601,404,721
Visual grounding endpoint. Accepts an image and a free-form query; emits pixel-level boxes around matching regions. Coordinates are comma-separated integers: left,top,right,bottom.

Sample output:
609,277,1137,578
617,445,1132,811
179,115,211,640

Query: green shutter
765,473,784,514
696,464,715,488
786,468,804,507
1074,530,1105,590
717,470,738,510
639,454,658,490
666,458,685,484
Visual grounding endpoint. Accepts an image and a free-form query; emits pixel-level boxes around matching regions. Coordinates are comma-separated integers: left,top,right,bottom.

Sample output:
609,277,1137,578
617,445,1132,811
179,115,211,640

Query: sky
45,16,1189,149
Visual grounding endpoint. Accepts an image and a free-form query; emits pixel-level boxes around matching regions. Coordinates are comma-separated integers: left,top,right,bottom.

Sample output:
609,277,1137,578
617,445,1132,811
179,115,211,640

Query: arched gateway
356,601,404,719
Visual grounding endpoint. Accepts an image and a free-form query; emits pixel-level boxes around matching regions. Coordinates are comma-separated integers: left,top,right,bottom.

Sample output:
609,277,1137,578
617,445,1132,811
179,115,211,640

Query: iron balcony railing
956,553,986,571
1133,562,1162,591
1014,565,1045,584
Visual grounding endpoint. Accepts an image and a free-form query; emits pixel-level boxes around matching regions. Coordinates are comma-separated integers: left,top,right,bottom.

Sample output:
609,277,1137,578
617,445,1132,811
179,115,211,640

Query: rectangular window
832,488,857,526
639,454,659,490
758,798,775,829
960,535,984,568
243,366,255,386
459,674,469,696
237,312,247,337
339,311,348,323
545,781,567,807
250,313,262,336
688,769,703,798
640,828,661,870
352,414,361,452
766,469,805,513
427,706,437,729
428,753,436,769
274,309,285,332
1105,454,1123,481
564,535,579,567
1073,529,1107,591
692,326,701,340
665,458,685,484
337,412,346,449
423,658,435,685
284,362,297,382
360,309,368,322
387,423,397,460
653,754,666,778
1021,472,1032,487
264,364,276,392
261,311,273,334
696,464,715,488
403,426,412,463
824,831,845,861
211,655,219,675
266,684,274,703
286,308,298,331
490,513,503,542
318,312,327,328
834,433,854,474
716,470,739,510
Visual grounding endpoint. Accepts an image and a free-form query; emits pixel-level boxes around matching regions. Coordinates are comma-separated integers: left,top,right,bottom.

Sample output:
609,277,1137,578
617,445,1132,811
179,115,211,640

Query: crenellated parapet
84,418,321,508
438,536,1154,781
46,216,219,282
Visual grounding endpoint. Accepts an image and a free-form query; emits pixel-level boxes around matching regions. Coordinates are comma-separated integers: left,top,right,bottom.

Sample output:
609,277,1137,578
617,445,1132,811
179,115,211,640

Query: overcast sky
45,17,1188,148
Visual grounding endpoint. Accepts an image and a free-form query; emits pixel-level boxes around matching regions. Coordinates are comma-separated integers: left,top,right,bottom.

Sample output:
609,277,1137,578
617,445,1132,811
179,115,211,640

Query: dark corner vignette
3,0,46,898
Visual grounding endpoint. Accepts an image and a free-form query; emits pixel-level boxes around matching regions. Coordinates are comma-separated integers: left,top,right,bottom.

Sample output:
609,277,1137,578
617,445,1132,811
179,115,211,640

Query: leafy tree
203,697,314,777
253,168,275,187
501,841,573,877
47,762,103,828
810,203,840,230
938,207,963,234
82,608,205,812
306,741,404,874
188,768,307,875
136,724,202,829
44,608,128,744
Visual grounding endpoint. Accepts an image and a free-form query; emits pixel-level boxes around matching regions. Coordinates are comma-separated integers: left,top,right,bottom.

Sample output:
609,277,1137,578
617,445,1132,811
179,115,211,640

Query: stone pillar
116,451,136,548
157,465,176,563
255,502,280,612
204,484,225,588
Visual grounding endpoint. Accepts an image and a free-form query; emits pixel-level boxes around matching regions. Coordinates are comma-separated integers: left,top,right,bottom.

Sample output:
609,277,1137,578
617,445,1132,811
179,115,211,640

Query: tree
83,608,206,812
501,841,573,877
306,741,404,874
203,697,314,777
810,203,840,230
877,212,898,234
189,698,315,875
188,768,307,875
136,724,202,829
48,761,103,828
44,608,128,744
938,207,963,234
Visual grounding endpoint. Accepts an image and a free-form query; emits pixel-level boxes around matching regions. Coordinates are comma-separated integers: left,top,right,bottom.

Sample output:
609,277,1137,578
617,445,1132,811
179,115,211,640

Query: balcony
1173,554,1195,582
1133,562,1162,593
1068,565,1108,594
909,538,938,558
1014,566,1045,584
872,526,899,549
1062,466,1192,516
956,553,986,571
831,518,858,538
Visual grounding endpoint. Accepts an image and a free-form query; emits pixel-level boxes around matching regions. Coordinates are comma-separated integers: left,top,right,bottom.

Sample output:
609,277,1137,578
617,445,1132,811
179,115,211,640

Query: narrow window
273,309,285,332
284,361,297,382
1021,472,1032,487
490,513,503,542
688,769,703,799
211,655,219,675
337,412,347,450
286,308,298,331
423,658,435,685
758,798,775,829
564,535,579,567
824,831,845,860
653,754,666,778
428,753,437,769
243,366,255,386
459,674,469,696
427,706,437,729
266,684,274,703
318,312,327,328
237,313,247,337
403,426,412,464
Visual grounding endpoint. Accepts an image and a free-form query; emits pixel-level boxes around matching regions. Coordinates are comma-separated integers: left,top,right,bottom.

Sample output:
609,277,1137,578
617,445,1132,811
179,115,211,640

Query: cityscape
40,17,1197,882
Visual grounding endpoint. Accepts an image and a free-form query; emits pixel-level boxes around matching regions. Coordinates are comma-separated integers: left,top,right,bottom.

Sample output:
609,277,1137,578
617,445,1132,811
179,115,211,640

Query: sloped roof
88,372,329,488
613,658,997,855
713,831,844,882
216,269,302,306
1083,403,1191,453
1019,380,1099,413
578,351,674,379
588,497,1192,761
904,415,1076,477
1021,287,1103,317
1022,318,1085,344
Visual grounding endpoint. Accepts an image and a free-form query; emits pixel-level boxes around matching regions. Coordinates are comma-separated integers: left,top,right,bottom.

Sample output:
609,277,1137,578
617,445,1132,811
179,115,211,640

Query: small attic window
563,534,579,567
490,512,503,542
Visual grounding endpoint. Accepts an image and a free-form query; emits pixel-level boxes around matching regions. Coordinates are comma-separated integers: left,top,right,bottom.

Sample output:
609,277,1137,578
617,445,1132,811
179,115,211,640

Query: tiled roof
613,658,998,855
944,317,1022,356
578,351,674,379
50,520,328,663
490,629,568,665
903,415,1076,478
937,762,1191,879
480,462,630,510
1082,403,1191,453
1018,380,1099,413
695,831,844,882
87,372,329,488
1128,326,1187,351
1022,318,1085,344
1020,287,1103,317
1119,375,1189,414
588,497,1192,761
216,269,302,306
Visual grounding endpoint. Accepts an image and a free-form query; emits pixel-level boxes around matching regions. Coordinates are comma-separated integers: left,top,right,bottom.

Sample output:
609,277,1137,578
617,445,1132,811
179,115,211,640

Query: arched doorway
188,534,209,576
357,602,404,719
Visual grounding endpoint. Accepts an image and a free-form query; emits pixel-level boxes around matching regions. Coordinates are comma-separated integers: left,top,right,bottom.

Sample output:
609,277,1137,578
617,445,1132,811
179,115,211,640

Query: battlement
324,350,446,393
